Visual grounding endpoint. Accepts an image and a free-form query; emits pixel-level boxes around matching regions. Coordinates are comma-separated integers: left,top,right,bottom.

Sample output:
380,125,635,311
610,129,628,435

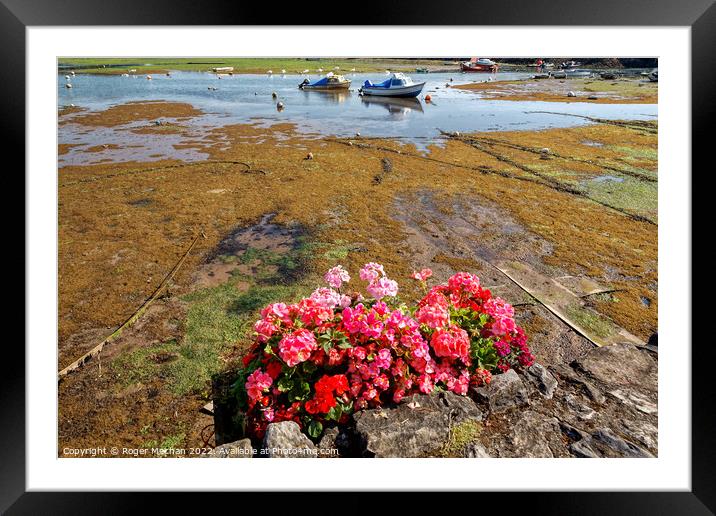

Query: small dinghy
460,58,498,73
359,73,425,98
299,72,351,90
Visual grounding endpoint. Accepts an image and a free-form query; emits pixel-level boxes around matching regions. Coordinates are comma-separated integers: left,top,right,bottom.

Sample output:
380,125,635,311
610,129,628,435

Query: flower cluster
235,263,533,440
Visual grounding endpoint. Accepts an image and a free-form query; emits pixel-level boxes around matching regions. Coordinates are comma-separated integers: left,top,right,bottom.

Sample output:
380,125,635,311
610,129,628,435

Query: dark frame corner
5,0,713,513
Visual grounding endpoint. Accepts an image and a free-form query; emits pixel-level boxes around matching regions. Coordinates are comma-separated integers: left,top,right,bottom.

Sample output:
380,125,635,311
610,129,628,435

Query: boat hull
360,82,425,98
301,81,351,90
460,62,497,72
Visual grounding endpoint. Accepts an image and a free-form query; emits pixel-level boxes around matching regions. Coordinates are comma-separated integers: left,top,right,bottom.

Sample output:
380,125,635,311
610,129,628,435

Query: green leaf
277,377,294,392
302,361,317,375
307,420,323,439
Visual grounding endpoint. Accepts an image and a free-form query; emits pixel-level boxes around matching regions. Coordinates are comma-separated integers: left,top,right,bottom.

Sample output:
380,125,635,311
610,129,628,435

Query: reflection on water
360,96,424,116
58,70,657,163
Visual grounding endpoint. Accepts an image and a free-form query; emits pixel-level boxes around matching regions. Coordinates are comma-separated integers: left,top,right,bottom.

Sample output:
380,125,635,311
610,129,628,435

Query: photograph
56,56,660,459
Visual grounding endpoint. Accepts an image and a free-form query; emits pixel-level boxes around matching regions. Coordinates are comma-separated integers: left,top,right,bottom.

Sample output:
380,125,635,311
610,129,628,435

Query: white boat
359,73,425,98
299,72,351,90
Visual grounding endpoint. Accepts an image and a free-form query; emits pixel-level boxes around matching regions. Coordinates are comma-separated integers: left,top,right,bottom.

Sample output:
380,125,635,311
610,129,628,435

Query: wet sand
455,76,658,104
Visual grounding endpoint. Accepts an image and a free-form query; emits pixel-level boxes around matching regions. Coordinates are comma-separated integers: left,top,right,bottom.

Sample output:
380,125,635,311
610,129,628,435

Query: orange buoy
425,94,432,103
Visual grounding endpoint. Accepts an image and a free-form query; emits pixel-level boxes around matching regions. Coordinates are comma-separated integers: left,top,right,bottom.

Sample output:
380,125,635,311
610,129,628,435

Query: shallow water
58,71,657,164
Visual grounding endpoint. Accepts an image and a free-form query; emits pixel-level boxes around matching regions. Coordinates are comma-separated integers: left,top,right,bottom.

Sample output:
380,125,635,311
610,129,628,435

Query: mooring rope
57,230,204,381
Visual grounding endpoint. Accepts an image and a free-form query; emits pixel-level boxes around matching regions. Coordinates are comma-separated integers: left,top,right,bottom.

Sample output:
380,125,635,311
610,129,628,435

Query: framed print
6,0,714,512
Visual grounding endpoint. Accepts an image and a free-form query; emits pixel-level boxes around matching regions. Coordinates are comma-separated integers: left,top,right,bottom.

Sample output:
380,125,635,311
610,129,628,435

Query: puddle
192,213,302,289
591,175,625,183
581,140,604,147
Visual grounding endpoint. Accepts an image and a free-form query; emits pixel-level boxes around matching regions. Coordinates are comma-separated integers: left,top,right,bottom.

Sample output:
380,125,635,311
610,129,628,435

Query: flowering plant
233,263,534,440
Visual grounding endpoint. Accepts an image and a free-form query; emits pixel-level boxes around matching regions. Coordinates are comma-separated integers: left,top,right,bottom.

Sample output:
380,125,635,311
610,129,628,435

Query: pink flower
411,268,433,282
367,277,399,300
278,329,318,367
447,272,481,297
359,262,385,283
260,302,292,325
245,369,273,401
309,287,342,309
374,348,392,369
417,374,434,394
415,303,449,329
253,319,278,343
430,325,471,362
324,265,350,289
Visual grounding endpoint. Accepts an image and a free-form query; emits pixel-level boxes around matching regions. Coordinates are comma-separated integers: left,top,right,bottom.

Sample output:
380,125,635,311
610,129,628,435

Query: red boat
460,57,498,72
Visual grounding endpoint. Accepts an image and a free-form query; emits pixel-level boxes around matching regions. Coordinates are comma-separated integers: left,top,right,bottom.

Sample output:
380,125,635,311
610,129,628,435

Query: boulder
474,369,529,413
591,427,654,458
490,410,569,458
204,438,253,458
262,421,317,458
564,394,596,421
352,391,483,458
465,442,491,458
574,344,656,389
523,363,558,399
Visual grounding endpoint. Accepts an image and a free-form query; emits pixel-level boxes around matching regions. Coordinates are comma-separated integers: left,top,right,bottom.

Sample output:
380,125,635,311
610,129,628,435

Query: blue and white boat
359,73,425,98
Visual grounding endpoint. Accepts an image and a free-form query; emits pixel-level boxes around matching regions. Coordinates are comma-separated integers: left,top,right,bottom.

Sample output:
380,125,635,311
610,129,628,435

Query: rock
564,394,596,421
575,343,656,389
591,427,654,458
204,438,253,458
352,391,484,458
318,428,341,458
523,363,558,398
552,365,606,405
474,369,529,413
570,439,599,458
262,421,317,458
620,420,658,450
465,442,491,458
608,389,657,415
492,410,569,458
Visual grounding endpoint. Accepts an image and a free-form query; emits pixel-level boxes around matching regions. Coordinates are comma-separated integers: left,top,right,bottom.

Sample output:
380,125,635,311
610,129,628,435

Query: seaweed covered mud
57,92,657,455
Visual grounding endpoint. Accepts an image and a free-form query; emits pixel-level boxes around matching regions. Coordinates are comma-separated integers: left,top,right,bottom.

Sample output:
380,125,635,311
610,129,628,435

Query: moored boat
648,68,658,82
415,67,429,73
359,73,425,98
460,58,498,73
299,72,351,90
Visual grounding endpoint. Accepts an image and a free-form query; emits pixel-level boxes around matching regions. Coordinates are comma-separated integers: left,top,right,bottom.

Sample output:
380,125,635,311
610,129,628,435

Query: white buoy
272,92,277,99
267,70,273,74
146,75,152,80
276,101,284,111
71,71,75,76
65,83,72,88
65,75,70,80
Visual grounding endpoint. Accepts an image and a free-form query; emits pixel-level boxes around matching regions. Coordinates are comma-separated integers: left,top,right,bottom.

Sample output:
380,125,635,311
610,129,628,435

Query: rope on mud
447,134,656,226
59,160,266,188
468,136,657,183
57,230,204,381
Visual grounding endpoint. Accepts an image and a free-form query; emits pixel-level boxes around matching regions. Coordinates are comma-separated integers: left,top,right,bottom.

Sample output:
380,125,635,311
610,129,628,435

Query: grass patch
581,176,657,222
142,432,186,451
565,305,616,339
438,420,483,457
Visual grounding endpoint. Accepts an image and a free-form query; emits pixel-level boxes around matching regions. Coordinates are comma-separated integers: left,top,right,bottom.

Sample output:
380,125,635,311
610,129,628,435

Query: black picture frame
5,0,712,512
